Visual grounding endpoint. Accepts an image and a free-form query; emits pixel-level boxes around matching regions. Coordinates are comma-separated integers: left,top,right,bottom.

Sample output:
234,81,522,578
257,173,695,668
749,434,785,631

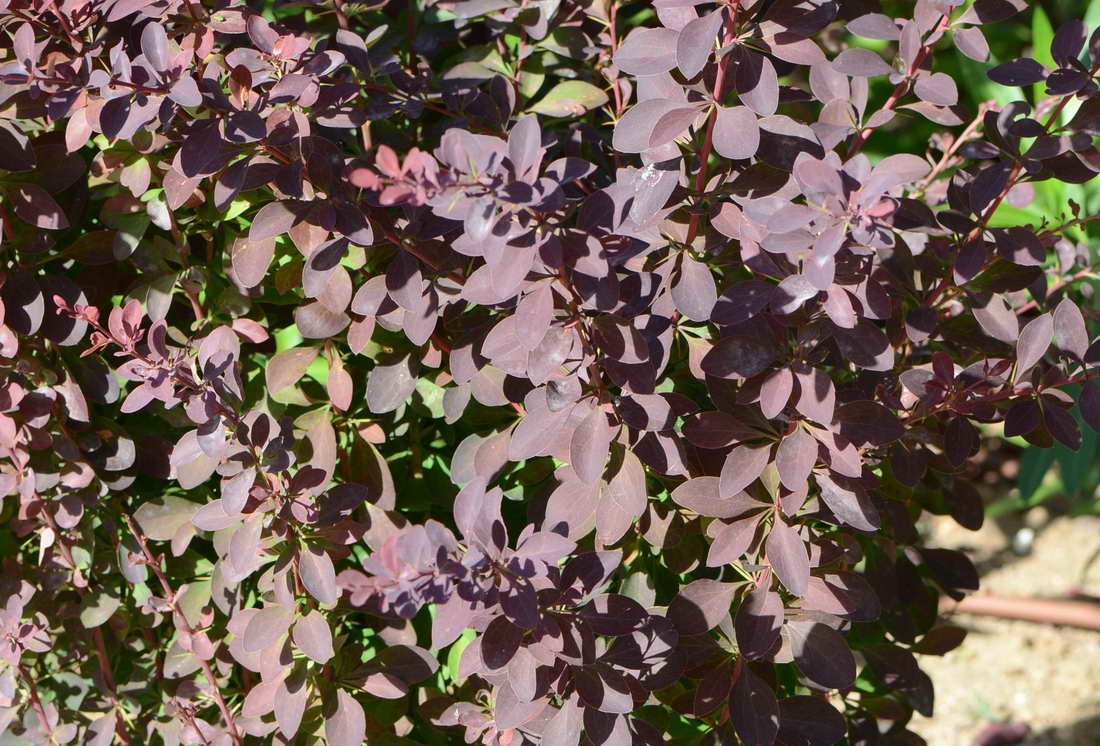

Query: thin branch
121,512,244,746
685,1,740,246
17,665,55,745
847,14,951,158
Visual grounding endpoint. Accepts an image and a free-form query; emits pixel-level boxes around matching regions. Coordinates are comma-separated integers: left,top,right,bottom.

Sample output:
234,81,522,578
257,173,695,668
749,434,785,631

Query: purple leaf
266,347,319,393
759,368,793,419
250,200,301,242
299,544,339,606
836,400,904,446
729,666,780,746
914,73,958,106
574,665,635,714
1053,298,1088,358
832,48,893,77
1081,382,1100,434
293,609,334,663
713,105,761,160
325,690,366,746
676,9,723,79
777,696,846,746
736,583,783,660
671,254,718,322
847,13,900,40
570,405,613,484
243,605,292,653
367,353,419,414
988,58,1048,86
775,427,817,492
954,26,990,61
958,0,1026,24
1016,313,1053,378
598,448,647,544
973,294,1019,343
785,621,856,690
707,513,762,566
140,22,170,73
613,27,680,76
8,184,69,230
668,578,737,635
720,444,772,497
673,476,761,519
766,518,809,597
481,616,523,671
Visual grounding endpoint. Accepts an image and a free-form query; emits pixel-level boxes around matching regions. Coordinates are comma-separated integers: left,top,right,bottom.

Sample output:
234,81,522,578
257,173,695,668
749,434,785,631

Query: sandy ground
908,512,1100,746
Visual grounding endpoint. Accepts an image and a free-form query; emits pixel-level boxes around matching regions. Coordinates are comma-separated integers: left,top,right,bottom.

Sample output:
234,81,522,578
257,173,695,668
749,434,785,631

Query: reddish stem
848,14,951,158
684,2,739,246
902,370,1100,425
18,666,55,744
607,2,624,118
122,512,244,746
926,77,1090,308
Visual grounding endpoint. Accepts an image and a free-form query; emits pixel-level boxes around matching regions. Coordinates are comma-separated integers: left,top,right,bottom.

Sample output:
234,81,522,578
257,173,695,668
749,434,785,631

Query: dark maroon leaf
8,184,69,229
729,666,780,746
574,665,635,714
736,583,783,660
836,401,904,446
786,621,856,690
481,616,523,671
1081,381,1100,434
988,58,1047,86
1004,398,1042,437
702,333,778,380
668,579,737,635
1044,401,1082,451
777,696,846,746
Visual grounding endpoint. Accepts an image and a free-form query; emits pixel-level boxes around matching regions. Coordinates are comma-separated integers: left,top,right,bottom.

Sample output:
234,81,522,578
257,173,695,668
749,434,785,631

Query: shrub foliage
1,0,1100,744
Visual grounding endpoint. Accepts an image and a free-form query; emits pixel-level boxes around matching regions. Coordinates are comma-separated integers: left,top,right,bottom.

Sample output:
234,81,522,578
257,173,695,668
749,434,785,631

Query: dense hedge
2,0,1100,744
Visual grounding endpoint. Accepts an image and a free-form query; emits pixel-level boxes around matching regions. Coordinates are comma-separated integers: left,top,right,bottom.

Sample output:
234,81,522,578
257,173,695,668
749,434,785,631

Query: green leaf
445,629,476,683
986,200,1045,228
537,28,592,60
1017,445,1057,504
529,81,609,117
1031,6,1054,104
80,587,122,628
274,324,304,352
1054,385,1098,498
958,51,1021,108
517,56,546,100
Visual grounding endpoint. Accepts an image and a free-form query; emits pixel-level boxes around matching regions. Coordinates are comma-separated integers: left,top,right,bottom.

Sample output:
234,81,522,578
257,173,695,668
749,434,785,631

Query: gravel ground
908,513,1100,746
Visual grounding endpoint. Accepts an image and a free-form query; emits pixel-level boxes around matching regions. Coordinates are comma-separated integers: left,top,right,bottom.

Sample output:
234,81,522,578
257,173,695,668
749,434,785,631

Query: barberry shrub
1,0,1099,743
